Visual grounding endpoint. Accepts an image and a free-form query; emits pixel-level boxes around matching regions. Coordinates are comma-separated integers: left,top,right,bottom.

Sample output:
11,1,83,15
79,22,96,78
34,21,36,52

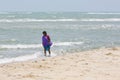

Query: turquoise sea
0,12,120,63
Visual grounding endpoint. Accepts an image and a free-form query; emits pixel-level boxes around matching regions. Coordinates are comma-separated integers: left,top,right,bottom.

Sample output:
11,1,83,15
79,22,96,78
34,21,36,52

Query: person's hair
42,31,47,34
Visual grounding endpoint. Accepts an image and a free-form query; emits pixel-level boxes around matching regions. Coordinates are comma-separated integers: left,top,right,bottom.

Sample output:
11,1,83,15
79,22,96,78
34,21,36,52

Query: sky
0,0,119,12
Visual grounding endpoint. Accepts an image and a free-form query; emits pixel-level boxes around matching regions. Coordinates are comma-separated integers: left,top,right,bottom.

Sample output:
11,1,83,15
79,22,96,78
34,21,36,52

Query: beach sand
0,47,120,80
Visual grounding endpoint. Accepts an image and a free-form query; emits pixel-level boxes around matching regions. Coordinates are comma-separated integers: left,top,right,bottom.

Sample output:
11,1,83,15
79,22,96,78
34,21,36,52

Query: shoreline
0,47,120,80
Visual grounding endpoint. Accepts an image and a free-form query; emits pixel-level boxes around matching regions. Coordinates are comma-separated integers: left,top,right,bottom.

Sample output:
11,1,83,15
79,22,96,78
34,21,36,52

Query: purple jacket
42,35,52,47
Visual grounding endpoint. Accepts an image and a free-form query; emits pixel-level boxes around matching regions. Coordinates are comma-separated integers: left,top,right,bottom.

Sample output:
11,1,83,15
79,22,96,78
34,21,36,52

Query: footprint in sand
105,52,112,56
111,47,118,50
22,73,40,78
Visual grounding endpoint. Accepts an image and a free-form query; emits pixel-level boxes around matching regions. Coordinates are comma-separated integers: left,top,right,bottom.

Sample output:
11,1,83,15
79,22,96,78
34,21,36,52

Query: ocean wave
7,16,16,18
54,42,83,46
0,12,33,14
0,19,77,22
80,18,120,22
0,44,42,49
87,12,120,15
0,18,120,22
0,39,17,43
0,41,83,49
0,54,37,64
0,51,57,64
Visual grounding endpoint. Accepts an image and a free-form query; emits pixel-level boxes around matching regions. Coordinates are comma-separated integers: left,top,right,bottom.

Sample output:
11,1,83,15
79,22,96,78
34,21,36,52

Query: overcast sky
0,0,119,12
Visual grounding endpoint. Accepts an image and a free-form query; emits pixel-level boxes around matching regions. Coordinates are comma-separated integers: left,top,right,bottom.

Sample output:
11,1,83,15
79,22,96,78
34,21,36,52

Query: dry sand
0,47,120,80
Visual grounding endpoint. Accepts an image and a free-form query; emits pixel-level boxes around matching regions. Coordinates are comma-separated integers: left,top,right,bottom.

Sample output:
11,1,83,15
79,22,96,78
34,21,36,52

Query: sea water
0,12,120,63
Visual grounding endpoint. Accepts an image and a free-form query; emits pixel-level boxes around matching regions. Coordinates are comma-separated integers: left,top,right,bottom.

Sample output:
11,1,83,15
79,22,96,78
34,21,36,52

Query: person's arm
42,36,44,46
47,35,51,42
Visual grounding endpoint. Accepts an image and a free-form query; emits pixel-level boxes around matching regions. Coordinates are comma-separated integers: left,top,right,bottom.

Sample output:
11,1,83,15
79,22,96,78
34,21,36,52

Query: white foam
0,18,120,22
87,12,120,15
34,51,57,58
0,44,42,49
0,39,17,42
0,19,77,22
0,52,57,64
7,16,15,18
81,18,120,22
0,54,36,64
54,41,84,46
0,42,83,49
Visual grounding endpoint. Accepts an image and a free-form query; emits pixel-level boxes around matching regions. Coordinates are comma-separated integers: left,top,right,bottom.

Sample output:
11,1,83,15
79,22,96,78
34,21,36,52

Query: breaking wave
0,18,120,22
0,41,84,49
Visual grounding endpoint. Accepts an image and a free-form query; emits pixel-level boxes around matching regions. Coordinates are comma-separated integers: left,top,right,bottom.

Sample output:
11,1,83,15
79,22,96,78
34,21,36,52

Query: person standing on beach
42,31,52,56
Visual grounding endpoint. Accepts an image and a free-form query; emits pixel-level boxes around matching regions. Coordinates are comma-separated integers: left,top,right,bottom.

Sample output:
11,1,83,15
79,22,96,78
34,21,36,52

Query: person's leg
48,46,51,57
44,48,46,56
48,49,51,55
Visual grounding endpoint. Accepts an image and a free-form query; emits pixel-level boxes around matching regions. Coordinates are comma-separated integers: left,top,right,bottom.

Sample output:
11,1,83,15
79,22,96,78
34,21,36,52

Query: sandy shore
0,47,120,80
